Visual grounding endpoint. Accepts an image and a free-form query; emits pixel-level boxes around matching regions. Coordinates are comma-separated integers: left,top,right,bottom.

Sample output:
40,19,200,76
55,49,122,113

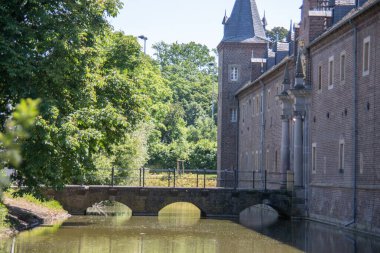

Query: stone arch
158,201,207,218
239,204,280,228
86,199,132,216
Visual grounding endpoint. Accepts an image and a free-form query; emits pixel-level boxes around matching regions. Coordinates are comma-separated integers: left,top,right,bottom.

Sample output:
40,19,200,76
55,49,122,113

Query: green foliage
1,1,218,194
267,27,289,43
0,0,171,195
148,42,218,170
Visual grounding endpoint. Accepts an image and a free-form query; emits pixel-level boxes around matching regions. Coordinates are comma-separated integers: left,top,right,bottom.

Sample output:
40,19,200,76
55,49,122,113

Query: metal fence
105,168,218,188
87,168,294,190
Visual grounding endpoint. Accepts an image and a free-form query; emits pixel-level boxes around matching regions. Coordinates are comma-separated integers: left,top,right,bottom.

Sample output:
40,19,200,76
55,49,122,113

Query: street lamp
208,62,216,120
138,35,148,54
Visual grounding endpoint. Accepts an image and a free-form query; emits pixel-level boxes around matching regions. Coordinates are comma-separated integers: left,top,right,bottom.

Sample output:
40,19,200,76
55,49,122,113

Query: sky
109,0,303,56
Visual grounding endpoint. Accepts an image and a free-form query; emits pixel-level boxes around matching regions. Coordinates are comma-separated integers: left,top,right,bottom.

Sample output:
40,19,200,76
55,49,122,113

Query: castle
217,0,380,235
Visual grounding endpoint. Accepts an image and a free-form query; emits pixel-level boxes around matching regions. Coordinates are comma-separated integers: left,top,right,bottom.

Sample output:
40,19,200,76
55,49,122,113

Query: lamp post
208,62,216,120
138,35,148,54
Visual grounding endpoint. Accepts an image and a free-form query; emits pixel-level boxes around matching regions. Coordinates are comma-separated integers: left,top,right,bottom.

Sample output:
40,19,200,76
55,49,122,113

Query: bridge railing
106,168,218,188
79,168,294,190
219,170,294,190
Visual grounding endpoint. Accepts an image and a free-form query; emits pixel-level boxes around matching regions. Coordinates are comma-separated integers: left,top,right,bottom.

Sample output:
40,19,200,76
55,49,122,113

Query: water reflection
239,204,279,229
0,202,379,253
158,202,201,227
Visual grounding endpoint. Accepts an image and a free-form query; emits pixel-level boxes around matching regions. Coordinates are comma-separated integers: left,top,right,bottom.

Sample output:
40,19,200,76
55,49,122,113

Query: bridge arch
86,200,133,216
158,202,206,218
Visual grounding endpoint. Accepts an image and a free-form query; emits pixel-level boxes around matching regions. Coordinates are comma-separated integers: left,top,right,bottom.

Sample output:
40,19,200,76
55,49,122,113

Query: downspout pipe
260,80,266,189
346,18,358,227
236,98,240,189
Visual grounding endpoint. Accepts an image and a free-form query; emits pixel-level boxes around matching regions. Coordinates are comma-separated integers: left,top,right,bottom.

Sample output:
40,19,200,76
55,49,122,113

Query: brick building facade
217,0,380,234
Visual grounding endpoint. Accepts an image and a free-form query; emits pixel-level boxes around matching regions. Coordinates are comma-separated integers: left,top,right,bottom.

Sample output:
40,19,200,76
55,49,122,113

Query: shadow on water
239,205,380,253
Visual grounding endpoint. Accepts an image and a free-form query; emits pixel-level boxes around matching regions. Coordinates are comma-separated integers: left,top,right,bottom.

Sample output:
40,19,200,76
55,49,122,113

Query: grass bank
0,191,69,239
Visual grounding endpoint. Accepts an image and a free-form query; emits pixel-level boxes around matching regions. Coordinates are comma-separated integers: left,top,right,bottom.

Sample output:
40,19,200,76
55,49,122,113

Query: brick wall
309,4,380,233
217,42,267,186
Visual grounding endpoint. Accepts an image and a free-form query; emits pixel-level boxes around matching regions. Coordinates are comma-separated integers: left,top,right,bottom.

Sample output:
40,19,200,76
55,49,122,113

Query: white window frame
339,139,345,172
328,56,334,89
340,51,346,83
312,143,317,174
230,66,239,81
231,108,238,123
363,36,370,76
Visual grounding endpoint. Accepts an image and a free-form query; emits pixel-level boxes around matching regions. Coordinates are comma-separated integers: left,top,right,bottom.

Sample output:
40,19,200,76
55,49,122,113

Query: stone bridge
45,186,295,218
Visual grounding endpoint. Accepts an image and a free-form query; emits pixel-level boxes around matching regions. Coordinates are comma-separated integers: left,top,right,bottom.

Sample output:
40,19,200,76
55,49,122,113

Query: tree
266,27,289,43
1,99,39,200
148,42,218,170
0,1,171,195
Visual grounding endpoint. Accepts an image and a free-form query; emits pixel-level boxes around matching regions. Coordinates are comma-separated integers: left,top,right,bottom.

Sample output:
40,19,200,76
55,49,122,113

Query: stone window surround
339,139,345,172
229,64,240,82
328,56,334,90
340,51,346,83
317,63,322,91
363,36,370,77
231,108,238,123
312,143,317,174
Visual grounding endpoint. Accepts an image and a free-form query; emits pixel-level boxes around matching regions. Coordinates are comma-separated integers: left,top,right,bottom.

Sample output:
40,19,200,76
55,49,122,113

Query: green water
0,203,379,253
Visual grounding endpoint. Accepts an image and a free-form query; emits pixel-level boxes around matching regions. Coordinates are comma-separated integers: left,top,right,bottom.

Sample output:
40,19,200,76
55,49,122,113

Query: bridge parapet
45,186,295,218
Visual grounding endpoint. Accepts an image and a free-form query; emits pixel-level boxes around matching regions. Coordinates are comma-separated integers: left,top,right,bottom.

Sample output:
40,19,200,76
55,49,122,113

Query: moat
0,203,379,253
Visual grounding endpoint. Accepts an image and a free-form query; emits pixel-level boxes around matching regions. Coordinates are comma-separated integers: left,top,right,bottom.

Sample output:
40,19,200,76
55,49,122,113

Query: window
255,151,259,171
312,143,317,174
328,56,334,89
256,96,260,115
260,94,263,113
231,108,237,122
318,65,322,90
339,140,345,172
230,66,239,81
275,150,278,172
266,149,270,171
363,36,370,76
360,153,364,174
252,97,255,117
340,52,346,82
267,90,271,110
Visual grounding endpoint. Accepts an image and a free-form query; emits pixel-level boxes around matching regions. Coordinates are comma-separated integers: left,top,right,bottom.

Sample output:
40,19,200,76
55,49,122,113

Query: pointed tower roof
262,11,268,30
222,0,267,43
294,52,305,89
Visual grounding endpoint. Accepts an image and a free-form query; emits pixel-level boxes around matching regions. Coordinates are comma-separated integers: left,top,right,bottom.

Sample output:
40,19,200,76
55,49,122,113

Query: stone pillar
280,115,290,189
293,112,303,187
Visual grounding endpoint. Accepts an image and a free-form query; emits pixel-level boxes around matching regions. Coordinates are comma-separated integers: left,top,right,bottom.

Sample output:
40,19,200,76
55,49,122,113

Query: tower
217,0,269,186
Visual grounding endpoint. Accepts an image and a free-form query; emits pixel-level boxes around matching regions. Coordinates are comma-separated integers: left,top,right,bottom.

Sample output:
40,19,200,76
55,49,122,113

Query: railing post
139,168,142,187
196,169,199,188
173,169,176,188
111,167,115,187
142,167,145,188
264,170,267,191
168,169,171,187
203,169,206,188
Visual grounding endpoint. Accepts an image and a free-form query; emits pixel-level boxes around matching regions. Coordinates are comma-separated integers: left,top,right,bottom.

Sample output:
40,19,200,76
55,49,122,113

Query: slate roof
222,0,267,43
309,0,379,47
